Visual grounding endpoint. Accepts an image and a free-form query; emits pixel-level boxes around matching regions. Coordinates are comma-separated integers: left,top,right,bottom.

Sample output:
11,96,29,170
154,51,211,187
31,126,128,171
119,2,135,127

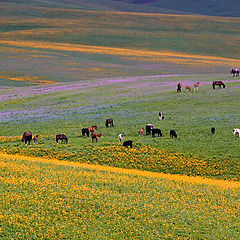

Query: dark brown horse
105,118,114,127
212,81,225,89
177,82,182,92
22,131,32,145
56,134,68,144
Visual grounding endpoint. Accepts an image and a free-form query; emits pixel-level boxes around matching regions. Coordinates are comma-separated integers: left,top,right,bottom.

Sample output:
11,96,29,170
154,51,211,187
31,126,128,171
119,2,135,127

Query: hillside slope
114,0,240,17
2,0,240,16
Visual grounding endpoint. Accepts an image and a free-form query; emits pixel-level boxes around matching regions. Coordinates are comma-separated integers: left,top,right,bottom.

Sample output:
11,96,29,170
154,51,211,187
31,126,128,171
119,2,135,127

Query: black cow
152,128,162,137
211,127,215,135
123,140,133,148
170,130,177,138
82,128,90,137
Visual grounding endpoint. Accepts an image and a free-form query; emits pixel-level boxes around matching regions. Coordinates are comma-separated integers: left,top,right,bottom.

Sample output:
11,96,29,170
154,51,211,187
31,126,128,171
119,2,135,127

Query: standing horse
138,127,144,136
177,83,182,92
185,85,191,91
212,81,225,89
105,119,114,127
22,131,32,145
56,134,68,144
91,132,102,142
231,68,239,77
194,82,200,91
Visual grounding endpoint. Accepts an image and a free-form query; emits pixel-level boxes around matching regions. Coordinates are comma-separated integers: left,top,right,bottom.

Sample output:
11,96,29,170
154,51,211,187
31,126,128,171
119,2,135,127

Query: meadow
0,74,240,181
0,2,240,238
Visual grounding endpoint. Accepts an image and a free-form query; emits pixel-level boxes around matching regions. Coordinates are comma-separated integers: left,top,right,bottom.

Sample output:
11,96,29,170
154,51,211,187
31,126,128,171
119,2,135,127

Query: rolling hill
1,0,240,16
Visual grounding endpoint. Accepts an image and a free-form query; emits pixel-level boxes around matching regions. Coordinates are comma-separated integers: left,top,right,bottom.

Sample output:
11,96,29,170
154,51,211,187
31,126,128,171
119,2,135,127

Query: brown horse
88,125,97,133
186,85,191,91
177,83,182,92
105,118,114,127
22,131,32,145
212,81,225,89
56,134,68,144
194,82,200,91
138,127,144,136
91,132,102,142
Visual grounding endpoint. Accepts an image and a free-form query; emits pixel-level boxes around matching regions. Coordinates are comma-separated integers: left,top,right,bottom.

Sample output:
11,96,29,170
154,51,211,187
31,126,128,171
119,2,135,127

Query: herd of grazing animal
22,114,239,148
21,69,239,147
177,80,228,92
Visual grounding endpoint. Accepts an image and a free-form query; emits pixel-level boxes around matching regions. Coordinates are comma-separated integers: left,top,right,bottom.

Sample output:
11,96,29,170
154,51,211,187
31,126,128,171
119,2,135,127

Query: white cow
118,134,124,143
233,129,240,137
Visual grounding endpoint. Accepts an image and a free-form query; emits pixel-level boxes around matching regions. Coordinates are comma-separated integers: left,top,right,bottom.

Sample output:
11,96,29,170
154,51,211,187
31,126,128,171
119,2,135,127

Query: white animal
118,134,124,142
233,129,240,137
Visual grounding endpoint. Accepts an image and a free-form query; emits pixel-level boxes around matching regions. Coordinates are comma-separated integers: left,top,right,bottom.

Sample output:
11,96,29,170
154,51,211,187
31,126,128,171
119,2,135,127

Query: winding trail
1,153,239,190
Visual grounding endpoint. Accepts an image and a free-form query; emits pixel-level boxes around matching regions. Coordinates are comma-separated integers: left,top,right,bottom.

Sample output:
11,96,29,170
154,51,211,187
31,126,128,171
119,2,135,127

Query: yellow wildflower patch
0,153,239,189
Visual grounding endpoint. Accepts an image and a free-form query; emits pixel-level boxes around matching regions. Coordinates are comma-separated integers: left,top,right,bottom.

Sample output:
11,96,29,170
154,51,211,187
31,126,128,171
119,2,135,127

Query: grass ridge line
1,152,239,189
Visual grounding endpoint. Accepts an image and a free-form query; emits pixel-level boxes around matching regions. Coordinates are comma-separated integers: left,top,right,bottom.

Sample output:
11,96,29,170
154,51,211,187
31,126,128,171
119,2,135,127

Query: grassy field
0,153,239,239
0,3,240,238
0,74,240,181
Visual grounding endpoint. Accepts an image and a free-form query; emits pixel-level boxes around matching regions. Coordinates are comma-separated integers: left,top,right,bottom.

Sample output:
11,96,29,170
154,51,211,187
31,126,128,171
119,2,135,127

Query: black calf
123,140,133,148
82,128,90,137
152,128,162,137
211,127,215,135
170,130,177,138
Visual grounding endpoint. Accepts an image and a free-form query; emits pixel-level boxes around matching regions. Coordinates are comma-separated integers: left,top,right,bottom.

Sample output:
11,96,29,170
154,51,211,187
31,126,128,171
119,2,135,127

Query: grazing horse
91,132,102,142
211,127,215,135
88,125,97,133
170,130,177,138
212,81,225,89
22,131,32,145
56,134,68,144
186,85,191,91
177,82,182,92
231,68,239,77
194,82,200,91
82,128,90,137
118,134,124,143
146,124,154,135
33,135,39,144
152,128,162,137
105,118,114,127
138,127,144,136
123,140,133,148
233,129,240,138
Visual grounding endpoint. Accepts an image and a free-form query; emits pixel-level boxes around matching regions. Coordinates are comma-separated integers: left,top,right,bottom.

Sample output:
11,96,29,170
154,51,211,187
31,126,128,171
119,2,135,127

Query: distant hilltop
2,0,240,17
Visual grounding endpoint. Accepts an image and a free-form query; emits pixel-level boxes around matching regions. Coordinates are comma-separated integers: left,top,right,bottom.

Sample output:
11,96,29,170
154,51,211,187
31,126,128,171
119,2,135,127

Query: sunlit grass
0,153,239,239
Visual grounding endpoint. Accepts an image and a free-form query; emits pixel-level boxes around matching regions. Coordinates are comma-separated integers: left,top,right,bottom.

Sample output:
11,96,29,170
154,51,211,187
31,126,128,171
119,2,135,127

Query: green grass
0,75,239,180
